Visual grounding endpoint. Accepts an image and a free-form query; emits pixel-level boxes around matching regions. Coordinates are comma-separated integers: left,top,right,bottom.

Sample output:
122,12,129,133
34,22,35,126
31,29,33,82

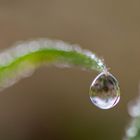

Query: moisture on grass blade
0,38,120,109
0,39,105,89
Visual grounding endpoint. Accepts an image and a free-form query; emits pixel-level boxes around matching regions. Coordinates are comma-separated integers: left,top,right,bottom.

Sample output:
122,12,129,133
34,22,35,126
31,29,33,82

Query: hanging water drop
89,71,120,109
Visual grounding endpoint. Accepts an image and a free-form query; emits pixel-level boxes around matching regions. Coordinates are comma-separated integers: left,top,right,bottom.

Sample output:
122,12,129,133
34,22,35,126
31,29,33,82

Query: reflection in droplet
89,71,120,109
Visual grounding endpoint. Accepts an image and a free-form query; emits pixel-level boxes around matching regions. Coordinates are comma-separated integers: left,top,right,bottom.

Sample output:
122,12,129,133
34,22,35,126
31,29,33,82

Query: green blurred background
0,0,139,140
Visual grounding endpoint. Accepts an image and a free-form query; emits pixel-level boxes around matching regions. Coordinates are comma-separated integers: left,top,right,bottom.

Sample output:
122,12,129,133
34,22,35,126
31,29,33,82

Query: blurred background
0,0,139,140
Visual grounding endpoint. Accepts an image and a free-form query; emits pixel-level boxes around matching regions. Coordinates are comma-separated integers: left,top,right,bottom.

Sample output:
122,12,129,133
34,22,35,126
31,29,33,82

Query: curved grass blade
0,38,106,89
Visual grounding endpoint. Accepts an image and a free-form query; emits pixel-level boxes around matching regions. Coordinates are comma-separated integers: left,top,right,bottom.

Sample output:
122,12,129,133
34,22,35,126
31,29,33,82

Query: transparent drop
89,71,120,109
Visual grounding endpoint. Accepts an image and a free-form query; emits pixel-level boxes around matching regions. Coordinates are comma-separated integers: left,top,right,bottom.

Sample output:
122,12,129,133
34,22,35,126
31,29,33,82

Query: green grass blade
0,39,106,89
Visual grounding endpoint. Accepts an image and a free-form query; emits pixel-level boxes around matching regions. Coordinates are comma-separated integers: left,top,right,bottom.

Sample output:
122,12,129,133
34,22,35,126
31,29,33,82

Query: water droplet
89,71,120,109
